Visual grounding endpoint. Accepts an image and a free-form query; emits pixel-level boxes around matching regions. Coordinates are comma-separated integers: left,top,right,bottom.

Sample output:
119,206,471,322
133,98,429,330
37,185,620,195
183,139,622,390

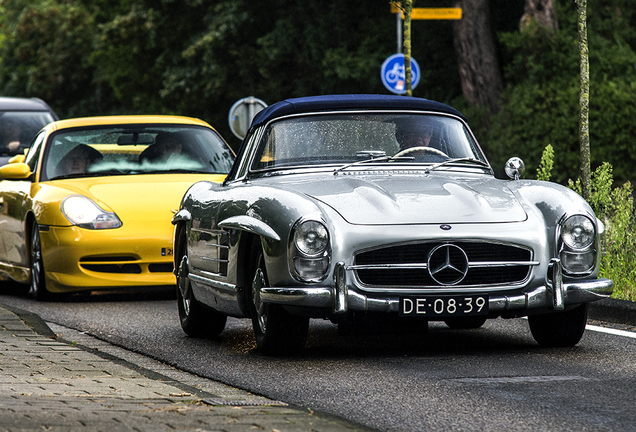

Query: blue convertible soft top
249,94,465,130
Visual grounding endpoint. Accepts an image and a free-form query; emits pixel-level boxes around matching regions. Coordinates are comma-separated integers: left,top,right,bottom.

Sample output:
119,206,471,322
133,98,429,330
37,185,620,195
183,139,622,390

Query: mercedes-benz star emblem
440,224,452,230
427,244,469,285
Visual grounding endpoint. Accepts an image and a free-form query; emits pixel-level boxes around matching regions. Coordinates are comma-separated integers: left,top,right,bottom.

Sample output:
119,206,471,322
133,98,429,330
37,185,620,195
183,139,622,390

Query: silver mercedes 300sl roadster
172,94,613,354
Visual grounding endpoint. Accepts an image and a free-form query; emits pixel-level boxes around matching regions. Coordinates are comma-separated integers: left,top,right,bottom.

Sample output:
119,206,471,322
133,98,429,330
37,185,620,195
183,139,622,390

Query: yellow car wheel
29,221,51,301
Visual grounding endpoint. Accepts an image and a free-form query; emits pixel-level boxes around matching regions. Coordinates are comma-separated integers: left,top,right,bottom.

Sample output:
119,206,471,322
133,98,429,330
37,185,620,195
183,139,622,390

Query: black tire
444,316,487,329
528,304,588,347
28,220,51,301
250,240,309,355
176,232,226,338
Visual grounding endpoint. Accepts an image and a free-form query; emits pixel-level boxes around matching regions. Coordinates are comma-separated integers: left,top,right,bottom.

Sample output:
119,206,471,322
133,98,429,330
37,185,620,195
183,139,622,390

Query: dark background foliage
0,0,634,185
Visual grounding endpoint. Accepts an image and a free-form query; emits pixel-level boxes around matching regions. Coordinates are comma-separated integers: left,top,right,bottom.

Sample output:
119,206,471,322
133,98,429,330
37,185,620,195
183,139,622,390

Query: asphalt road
1,288,635,431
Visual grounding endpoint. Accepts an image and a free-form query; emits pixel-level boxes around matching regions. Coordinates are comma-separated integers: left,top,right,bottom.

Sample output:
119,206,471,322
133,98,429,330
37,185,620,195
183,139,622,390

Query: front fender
172,208,191,225
218,215,280,242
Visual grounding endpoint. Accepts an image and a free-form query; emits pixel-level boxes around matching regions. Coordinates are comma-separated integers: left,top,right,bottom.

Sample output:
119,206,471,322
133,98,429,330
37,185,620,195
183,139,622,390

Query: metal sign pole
397,10,402,53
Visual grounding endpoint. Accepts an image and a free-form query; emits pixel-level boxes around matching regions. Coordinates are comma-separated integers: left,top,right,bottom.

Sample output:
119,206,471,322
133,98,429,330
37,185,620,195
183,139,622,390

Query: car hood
46,174,226,225
287,173,527,225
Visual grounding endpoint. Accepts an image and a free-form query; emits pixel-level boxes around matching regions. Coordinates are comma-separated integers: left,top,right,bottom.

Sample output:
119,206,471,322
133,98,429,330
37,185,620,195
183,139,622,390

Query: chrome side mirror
505,157,525,180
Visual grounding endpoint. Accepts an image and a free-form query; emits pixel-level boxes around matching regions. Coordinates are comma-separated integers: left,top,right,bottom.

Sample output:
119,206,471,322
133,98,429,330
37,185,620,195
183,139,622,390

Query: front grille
79,256,171,274
80,256,137,262
81,263,142,274
149,263,174,273
354,241,533,288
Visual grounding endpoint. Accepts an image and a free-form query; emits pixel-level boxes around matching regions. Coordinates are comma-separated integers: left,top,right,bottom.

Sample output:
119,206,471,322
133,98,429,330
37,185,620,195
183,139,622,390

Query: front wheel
29,220,51,301
176,237,226,338
528,304,588,347
250,241,309,355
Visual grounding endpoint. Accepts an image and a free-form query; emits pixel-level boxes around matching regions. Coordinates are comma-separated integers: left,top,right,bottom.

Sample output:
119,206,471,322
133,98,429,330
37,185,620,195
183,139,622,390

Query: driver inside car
396,123,433,150
393,119,449,162
56,144,103,177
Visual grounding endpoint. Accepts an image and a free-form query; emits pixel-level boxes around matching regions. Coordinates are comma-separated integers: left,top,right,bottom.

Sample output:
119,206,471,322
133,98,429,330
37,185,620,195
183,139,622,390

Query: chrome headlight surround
289,217,331,283
557,213,597,276
61,195,122,230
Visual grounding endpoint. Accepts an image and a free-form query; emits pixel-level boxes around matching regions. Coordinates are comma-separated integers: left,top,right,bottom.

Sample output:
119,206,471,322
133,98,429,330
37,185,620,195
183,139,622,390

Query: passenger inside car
139,131,185,163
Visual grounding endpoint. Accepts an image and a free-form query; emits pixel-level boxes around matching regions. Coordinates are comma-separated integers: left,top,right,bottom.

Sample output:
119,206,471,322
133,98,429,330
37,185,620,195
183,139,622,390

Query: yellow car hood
41,174,226,227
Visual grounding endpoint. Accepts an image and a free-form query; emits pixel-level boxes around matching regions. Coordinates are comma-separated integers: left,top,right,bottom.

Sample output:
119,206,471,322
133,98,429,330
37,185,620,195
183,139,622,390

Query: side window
24,131,46,172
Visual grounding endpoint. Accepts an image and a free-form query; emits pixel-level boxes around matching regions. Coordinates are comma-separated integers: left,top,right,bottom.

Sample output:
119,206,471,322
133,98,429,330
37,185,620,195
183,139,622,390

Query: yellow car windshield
41,125,234,181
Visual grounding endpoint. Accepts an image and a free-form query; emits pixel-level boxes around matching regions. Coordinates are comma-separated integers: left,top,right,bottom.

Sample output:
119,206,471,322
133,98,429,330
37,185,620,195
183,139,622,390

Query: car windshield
251,113,487,171
41,125,234,181
0,111,55,156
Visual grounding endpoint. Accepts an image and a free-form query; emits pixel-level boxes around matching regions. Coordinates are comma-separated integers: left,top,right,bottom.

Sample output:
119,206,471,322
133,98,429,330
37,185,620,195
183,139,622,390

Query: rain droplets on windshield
252,113,486,171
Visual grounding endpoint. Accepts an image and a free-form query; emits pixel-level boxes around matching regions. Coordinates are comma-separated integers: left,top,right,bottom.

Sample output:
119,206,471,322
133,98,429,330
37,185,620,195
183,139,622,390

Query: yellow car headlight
61,196,122,230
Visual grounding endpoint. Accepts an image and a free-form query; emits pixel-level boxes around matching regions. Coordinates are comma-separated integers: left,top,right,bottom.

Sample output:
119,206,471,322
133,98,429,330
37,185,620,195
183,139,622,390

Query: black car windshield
41,125,234,181
0,111,55,156
251,113,487,171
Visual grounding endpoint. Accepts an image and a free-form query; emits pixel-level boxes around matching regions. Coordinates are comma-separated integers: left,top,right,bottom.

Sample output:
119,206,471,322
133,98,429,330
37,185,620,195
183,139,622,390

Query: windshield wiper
136,169,212,176
334,155,414,175
425,157,491,174
50,172,105,180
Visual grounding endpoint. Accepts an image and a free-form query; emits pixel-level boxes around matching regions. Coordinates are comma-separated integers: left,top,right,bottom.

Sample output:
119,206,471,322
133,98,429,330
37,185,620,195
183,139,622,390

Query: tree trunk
403,0,413,96
577,0,591,200
452,0,502,112
520,0,558,32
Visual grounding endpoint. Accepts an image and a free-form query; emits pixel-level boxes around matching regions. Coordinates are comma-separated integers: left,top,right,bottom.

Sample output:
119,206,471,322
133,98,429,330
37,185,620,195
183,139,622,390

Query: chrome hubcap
30,230,41,294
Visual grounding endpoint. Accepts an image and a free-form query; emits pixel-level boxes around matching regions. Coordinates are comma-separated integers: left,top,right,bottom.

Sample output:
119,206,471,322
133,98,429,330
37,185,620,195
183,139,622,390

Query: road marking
586,324,636,339
451,375,589,384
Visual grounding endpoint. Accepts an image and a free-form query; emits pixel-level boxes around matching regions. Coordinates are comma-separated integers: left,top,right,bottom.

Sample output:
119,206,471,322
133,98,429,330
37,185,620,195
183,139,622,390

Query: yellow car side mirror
0,162,32,180
8,154,26,164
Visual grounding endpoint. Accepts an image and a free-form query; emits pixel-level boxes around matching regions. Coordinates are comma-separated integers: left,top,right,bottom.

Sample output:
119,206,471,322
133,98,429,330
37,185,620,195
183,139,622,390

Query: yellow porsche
0,115,234,300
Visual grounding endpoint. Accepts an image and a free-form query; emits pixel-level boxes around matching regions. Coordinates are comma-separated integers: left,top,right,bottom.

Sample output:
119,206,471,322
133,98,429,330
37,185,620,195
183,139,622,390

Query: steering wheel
394,146,449,158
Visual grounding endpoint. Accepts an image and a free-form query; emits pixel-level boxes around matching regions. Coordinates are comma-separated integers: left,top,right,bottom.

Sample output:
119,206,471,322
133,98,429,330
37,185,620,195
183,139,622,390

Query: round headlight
294,220,329,256
561,215,595,250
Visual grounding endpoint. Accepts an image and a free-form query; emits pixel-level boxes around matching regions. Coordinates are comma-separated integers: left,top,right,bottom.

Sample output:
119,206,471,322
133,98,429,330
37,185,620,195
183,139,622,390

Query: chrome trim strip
348,263,428,270
204,243,230,250
469,261,540,268
333,262,347,314
348,261,539,271
201,257,229,264
259,287,333,308
546,258,565,310
189,273,235,292
353,239,534,259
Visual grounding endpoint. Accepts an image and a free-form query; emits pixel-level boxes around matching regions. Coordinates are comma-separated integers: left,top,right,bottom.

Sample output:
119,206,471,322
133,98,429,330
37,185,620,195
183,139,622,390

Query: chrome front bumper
260,260,614,316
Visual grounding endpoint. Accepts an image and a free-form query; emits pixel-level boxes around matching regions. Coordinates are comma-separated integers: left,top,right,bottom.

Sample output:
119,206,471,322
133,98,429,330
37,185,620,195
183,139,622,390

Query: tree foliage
467,0,636,185
0,0,634,184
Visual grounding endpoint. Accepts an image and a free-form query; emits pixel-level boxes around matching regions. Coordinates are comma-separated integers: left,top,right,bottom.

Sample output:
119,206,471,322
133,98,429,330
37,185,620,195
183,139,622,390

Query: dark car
0,97,58,165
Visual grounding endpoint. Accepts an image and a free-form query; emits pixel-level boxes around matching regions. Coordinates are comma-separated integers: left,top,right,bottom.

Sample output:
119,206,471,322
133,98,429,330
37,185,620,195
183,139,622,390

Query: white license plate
399,295,488,317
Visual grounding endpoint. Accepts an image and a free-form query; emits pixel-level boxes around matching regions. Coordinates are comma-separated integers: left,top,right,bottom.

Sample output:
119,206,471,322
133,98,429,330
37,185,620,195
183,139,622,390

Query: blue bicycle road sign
381,53,421,95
